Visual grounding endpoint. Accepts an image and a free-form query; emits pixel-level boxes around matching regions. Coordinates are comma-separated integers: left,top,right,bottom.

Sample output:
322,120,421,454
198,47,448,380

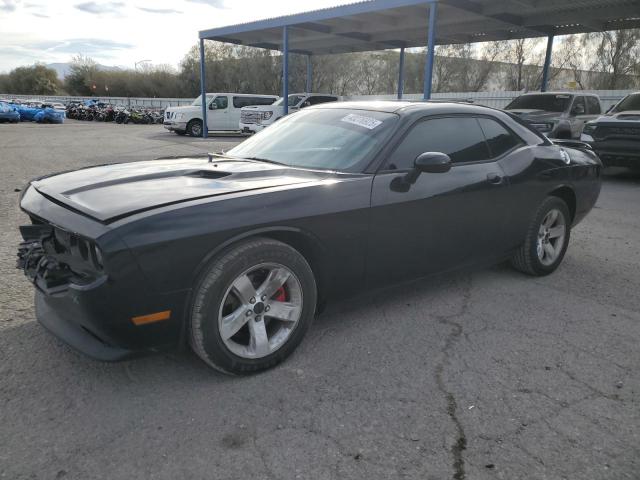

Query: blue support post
282,26,289,116
199,38,208,138
397,46,405,99
423,2,438,100
306,54,313,93
541,35,554,92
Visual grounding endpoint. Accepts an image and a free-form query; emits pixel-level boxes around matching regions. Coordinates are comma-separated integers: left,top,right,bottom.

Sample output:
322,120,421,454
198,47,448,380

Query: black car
17,101,602,374
580,92,640,171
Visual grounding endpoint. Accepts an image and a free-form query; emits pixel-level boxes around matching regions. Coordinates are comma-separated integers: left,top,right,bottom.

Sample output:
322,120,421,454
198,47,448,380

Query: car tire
186,119,202,137
511,196,571,276
189,238,317,375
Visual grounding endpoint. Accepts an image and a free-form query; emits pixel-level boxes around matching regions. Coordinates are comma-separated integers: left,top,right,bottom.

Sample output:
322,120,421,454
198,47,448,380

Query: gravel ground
1,120,639,480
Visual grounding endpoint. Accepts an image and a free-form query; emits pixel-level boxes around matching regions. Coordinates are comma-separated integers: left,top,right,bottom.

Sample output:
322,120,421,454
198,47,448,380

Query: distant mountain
46,62,121,79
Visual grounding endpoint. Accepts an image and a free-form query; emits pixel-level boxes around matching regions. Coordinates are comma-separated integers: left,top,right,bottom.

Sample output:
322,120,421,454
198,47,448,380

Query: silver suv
504,92,602,139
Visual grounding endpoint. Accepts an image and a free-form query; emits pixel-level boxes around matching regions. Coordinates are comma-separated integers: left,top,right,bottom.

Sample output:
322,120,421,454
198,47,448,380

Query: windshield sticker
340,113,383,130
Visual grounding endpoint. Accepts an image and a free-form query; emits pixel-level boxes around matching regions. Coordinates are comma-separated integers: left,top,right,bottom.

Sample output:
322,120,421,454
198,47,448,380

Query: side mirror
209,103,217,110
414,152,452,174
391,152,452,192
571,104,585,116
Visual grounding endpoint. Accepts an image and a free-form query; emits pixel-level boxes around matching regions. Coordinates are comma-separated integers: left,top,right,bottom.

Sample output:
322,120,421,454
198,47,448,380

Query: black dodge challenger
17,101,602,374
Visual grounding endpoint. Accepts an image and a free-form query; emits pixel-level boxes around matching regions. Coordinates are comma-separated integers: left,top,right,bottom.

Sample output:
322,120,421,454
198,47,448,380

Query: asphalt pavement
1,120,638,480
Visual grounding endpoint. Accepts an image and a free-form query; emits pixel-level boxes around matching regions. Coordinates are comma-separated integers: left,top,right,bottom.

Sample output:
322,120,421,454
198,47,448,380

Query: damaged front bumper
17,186,188,361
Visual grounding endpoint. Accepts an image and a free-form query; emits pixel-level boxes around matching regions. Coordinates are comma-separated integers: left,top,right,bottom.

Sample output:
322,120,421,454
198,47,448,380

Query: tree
64,55,99,95
3,64,59,95
586,29,640,89
499,38,544,90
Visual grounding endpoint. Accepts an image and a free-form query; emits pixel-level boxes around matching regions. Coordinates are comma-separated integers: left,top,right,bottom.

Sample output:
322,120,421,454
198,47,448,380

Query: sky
0,0,351,73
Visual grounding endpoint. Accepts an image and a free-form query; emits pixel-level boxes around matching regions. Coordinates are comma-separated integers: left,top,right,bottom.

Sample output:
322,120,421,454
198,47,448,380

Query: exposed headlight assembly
263,111,273,120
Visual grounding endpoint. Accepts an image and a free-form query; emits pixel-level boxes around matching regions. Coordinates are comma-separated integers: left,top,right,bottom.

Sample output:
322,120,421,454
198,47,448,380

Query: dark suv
580,92,640,171
504,92,602,139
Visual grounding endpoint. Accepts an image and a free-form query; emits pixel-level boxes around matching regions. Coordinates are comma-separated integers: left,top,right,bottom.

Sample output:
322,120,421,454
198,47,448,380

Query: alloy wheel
218,263,303,359
536,208,566,266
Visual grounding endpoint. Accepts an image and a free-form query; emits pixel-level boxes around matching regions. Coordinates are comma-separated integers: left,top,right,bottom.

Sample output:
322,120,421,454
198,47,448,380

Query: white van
239,93,340,133
164,93,279,136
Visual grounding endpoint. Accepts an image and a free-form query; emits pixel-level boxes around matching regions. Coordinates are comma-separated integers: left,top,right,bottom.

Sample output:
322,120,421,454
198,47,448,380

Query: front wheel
511,197,571,276
189,238,317,374
186,119,202,137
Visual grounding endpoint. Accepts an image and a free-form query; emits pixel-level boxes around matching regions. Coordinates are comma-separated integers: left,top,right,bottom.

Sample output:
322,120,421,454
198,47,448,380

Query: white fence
1,89,634,110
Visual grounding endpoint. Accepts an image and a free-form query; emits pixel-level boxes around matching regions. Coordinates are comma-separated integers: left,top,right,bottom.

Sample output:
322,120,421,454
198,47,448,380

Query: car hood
166,105,197,114
506,109,562,121
30,157,330,223
593,110,640,123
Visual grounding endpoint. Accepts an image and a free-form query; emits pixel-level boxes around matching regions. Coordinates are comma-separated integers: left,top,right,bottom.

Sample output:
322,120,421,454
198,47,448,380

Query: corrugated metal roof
199,0,640,54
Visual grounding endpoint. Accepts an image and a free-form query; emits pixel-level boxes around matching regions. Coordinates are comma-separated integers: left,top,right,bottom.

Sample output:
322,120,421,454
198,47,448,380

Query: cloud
74,1,124,15
31,12,48,17
185,0,225,7
137,6,182,14
0,0,20,12
30,38,133,55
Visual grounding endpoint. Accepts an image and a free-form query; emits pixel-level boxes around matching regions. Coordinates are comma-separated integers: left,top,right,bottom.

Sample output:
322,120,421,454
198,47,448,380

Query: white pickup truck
239,93,340,133
164,93,278,136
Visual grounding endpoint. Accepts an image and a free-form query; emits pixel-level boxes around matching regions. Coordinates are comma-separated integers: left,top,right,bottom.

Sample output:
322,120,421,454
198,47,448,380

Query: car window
571,96,586,115
227,108,399,172
505,94,572,112
612,93,640,112
477,117,522,158
308,96,338,106
586,96,601,115
233,96,275,108
385,117,491,170
212,96,228,109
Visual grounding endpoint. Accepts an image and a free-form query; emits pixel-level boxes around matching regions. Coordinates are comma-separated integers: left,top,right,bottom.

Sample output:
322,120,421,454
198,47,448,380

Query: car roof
519,91,600,98
206,93,278,97
311,100,500,116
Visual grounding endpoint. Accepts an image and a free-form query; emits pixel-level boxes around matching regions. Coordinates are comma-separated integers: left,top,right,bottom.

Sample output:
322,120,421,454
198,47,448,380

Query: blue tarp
13,104,64,124
0,101,20,122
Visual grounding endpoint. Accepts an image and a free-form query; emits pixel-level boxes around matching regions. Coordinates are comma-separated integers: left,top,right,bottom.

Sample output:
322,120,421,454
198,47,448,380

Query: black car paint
18,102,602,361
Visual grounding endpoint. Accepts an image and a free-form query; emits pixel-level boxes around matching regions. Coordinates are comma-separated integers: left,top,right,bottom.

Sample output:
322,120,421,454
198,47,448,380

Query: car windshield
612,94,640,112
273,95,306,107
191,94,215,107
227,108,399,171
0,102,11,112
505,94,572,112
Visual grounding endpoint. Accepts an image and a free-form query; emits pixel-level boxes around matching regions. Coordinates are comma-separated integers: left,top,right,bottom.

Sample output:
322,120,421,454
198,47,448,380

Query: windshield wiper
242,156,287,166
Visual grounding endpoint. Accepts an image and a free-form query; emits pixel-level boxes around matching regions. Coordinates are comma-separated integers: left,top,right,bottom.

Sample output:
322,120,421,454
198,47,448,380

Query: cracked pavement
1,121,639,479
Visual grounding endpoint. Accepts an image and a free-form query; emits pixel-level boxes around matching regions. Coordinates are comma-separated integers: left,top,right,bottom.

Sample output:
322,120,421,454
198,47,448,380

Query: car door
367,115,514,287
569,96,588,138
207,95,230,130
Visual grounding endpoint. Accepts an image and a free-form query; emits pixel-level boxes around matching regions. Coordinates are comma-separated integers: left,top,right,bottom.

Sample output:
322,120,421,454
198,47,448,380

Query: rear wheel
189,238,317,374
511,197,571,276
187,119,203,137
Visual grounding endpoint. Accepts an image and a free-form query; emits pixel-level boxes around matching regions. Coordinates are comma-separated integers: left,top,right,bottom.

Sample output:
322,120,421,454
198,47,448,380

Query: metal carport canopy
195,0,640,137
200,0,640,55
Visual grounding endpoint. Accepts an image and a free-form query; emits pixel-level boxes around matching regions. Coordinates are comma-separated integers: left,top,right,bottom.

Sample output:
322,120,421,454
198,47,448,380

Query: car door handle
486,173,504,185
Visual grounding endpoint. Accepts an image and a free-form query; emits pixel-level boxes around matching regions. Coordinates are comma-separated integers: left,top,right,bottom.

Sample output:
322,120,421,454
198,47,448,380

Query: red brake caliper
273,286,287,302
